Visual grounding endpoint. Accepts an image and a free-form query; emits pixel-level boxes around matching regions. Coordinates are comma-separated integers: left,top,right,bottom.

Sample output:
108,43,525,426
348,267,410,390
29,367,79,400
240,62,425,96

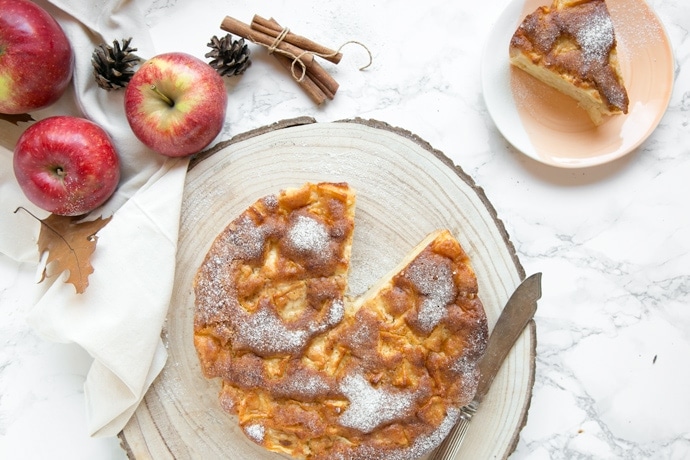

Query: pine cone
206,34,251,77
92,38,141,91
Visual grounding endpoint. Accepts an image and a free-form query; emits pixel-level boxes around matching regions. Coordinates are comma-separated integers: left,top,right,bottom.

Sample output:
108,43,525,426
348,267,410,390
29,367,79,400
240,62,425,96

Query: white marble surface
1,0,689,458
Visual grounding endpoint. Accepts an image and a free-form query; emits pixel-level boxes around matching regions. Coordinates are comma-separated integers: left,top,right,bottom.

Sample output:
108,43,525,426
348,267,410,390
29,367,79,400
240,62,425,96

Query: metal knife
429,272,542,460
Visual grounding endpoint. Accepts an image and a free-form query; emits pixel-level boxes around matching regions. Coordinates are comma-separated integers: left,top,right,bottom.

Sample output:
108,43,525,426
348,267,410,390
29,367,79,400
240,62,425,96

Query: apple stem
149,85,174,107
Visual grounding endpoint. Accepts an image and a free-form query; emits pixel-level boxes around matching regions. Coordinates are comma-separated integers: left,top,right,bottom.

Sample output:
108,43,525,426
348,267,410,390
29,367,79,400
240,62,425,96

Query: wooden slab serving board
118,118,535,460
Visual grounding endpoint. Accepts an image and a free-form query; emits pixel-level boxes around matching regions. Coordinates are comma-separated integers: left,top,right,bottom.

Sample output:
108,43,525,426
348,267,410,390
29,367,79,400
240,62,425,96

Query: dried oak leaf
37,213,112,294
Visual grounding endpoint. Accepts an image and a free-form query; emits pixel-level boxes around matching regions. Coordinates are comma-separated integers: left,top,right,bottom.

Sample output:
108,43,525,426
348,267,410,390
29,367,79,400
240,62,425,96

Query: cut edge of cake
349,229,446,310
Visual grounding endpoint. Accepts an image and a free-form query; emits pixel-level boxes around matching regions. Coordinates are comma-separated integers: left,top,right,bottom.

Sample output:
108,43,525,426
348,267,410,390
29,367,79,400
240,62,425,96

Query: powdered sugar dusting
338,374,415,433
576,9,614,63
331,407,461,460
275,367,332,400
194,214,268,325
406,407,461,457
225,215,266,260
287,215,329,254
322,299,345,329
405,256,455,332
262,194,278,210
233,302,309,355
244,423,265,443
451,355,474,375
451,355,480,401
305,299,345,335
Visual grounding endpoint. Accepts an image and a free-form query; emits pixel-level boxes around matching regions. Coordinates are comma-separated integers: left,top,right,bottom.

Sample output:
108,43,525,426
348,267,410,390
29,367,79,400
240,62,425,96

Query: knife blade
429,272,542,460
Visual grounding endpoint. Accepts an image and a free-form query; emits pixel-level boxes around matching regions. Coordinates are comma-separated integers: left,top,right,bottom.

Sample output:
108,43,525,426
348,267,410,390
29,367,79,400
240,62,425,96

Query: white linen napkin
0,0,193,437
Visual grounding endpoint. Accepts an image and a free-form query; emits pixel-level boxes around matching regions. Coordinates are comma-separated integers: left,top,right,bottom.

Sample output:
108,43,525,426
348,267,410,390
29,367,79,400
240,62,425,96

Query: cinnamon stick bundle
220,15,341,104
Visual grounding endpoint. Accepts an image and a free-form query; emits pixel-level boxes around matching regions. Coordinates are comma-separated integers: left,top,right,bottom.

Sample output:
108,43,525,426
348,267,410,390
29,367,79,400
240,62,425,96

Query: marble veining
1,0,689,458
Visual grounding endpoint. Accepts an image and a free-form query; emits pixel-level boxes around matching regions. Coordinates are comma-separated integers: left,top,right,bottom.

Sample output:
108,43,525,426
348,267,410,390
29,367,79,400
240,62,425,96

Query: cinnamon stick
306,67,336,100
272,53,327,105
265,17,339,97
250,15,343,65
220,15,339,103
221,16,338,94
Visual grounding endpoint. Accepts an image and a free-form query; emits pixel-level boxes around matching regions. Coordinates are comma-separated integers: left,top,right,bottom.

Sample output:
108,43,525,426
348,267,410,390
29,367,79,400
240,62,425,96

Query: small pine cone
206,34,251,77
92,37,141,91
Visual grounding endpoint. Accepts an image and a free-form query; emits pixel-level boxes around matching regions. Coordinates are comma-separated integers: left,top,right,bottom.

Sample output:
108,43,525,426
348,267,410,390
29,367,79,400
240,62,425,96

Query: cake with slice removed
193,182,489,459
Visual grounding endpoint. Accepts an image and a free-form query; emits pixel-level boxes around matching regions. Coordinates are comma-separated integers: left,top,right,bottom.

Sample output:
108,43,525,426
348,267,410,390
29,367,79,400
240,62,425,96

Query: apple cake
193,182,488,459
509,0,629,125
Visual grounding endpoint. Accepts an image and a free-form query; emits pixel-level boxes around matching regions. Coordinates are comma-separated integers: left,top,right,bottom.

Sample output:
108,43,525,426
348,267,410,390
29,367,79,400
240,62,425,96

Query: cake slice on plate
509,0,629,125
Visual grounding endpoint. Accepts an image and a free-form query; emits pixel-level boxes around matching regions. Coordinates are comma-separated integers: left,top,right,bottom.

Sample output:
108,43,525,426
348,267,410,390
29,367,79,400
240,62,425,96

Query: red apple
13,116,120,216
0,0,74,114
124,52,227,157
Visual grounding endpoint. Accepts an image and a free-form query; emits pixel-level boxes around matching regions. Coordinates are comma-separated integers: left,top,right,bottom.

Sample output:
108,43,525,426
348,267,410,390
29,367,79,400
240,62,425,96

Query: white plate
482,0,674,168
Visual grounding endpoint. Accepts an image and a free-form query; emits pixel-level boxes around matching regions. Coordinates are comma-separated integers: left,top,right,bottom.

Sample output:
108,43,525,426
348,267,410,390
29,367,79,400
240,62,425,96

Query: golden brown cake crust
510,0,629,119
193,183,488,460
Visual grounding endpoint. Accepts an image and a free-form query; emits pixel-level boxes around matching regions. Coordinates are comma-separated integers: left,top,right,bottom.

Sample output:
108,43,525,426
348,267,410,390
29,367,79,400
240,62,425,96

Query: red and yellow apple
13,116,120,216
124,52,227,157
0,0,74,114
